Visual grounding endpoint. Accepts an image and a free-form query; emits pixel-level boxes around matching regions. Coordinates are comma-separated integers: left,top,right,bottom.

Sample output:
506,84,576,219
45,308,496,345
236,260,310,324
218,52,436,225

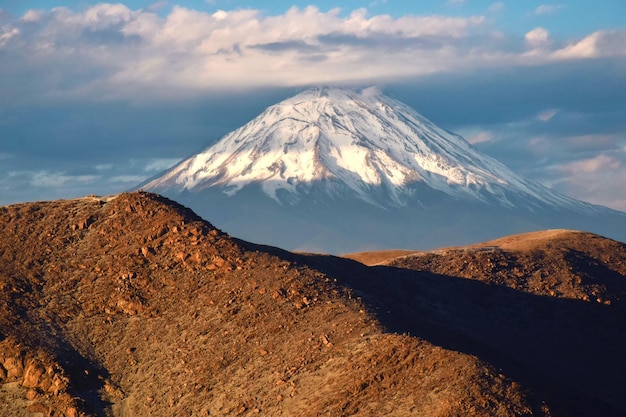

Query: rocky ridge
0,192,625,416
346,229,626,413
1,192,546,417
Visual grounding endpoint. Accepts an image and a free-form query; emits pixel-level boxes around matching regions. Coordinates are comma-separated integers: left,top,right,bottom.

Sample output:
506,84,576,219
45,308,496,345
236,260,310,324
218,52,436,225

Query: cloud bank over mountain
1,4,625,101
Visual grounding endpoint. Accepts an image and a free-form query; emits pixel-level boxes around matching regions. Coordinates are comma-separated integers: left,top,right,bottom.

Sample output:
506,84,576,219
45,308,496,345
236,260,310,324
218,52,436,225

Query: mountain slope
142,87,626,253
145,87,594,211
345,229,626,413
1,192,555,417
2,192,626,415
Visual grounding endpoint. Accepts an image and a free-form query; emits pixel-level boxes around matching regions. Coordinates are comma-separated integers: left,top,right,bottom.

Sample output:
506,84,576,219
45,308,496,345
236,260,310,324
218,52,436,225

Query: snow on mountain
144,87,595,212
140,87,626,252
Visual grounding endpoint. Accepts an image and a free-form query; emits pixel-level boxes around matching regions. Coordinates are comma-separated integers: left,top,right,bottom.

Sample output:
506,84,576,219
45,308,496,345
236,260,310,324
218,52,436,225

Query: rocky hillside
0,192,624,416
346,230,626,414
382,229,626,304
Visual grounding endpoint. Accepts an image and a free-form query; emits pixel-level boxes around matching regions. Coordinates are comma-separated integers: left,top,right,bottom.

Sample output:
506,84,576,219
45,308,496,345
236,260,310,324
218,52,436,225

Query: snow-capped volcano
142,87,624,253
146,87,586,211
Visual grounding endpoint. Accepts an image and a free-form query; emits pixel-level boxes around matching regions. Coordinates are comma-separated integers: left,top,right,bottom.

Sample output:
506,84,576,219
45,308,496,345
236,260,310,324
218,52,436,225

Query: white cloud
528,136,549,152
109,175,148,184
537,108,559,122
525,27,551,50
0,168,139,203
360,85,384,97
551,152,626,211
0,4,624,104
467,131,495,145
553,31,626,59
0,4,489,102
143,158,182,172
534,4,566,16
95,164,114,171
147,1,169,13
558,154,620,174
30,171,98,188
0,26,18,47
22,10,44,22
487,2,505,13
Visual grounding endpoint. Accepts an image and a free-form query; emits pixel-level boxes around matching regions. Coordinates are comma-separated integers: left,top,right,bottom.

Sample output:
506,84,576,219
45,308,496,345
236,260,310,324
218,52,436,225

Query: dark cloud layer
386,59,626,128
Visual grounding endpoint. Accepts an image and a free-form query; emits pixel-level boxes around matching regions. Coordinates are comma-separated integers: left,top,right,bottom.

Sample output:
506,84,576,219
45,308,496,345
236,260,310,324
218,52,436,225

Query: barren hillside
346,229,626,414
0,192,624,416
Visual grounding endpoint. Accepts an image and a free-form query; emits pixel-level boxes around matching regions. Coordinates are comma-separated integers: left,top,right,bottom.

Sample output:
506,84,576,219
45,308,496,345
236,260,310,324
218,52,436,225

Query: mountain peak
144,87,592,212
286,86,384,101
140,87,626,253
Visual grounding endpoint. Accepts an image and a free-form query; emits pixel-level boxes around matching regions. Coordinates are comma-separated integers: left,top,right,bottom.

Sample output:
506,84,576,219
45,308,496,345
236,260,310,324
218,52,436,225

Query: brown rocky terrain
346,229,626,415
0,192,624,416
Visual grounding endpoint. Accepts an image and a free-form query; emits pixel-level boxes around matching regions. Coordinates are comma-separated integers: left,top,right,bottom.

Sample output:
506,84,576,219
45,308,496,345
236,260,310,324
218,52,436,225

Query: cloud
0,169,103,204
143,158,183,173
487,3,505,13
551,151,626,211
147,1,169,13
0,4,624,105
553,31,626,59
466,131,495,145
567,134,625,152
109,175,149,184
558,154,621,174
30,171,98,188
512,129,626,212
534,4,566,16
0,155,186,205
0,26,18,47
360,85,384,97
537,108,559,122
21,10,44,22
0,4,529,104
249,39,320,53
525,27,551,50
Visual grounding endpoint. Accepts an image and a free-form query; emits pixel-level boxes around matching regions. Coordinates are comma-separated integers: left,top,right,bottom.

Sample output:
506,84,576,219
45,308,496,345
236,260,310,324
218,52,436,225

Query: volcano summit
142,87,625,252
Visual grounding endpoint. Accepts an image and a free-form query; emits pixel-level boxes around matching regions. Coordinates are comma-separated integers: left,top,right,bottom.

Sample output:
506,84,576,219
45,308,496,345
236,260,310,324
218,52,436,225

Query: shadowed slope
341,230,626,414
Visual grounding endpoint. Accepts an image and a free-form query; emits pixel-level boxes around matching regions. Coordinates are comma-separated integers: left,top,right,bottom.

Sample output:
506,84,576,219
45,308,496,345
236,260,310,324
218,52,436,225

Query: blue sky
4,0,625,36
1,1,626,210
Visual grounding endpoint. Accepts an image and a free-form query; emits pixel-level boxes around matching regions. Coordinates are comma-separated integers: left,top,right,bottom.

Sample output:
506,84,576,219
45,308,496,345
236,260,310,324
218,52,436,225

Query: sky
1,1,625,210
